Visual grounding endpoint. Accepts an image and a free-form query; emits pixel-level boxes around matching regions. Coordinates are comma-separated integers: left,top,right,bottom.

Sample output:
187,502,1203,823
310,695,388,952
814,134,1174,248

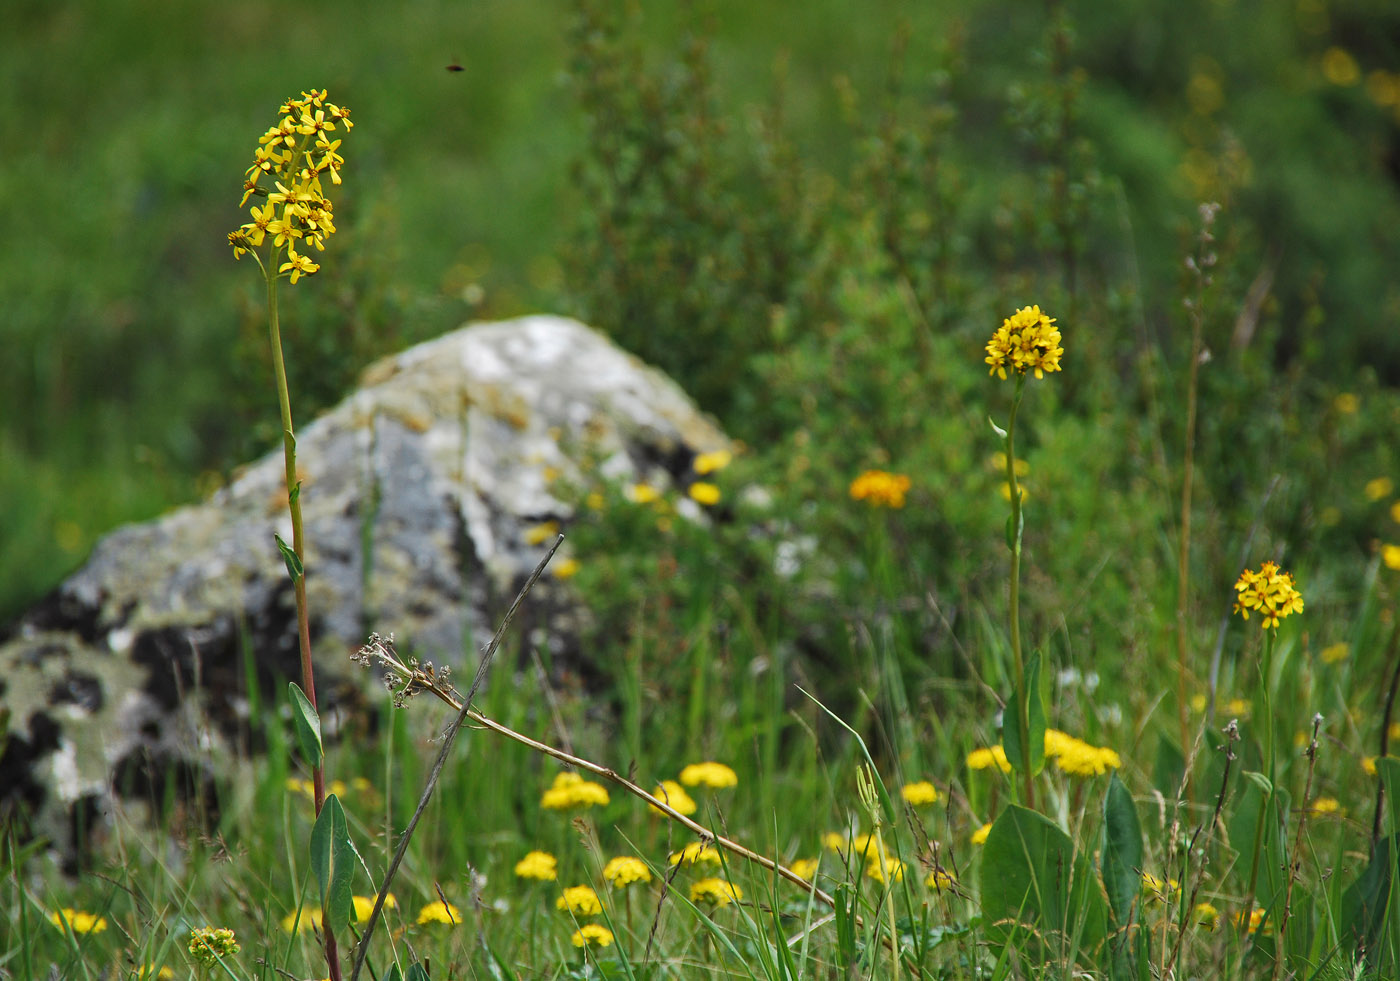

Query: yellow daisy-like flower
689,878,743,907
669,842,722,866
679,761,738,788
351,894,396,922
688,482,721,506
649,779,697,816
541,771,610,810
514,850,558,881
556,885,603,917
1365,477,1394,501
901,780,940,806
48,908,108,934
694,449,733,474
1233,561,1304,629
1364,756,1378,776
603,856,652,888
848,470,912,508
571,923,615,948
971,822,993,845
985,305,1064,380
415,900,461,925
789,857,819,880
967,745,1012,773
925,868,957,892
188,927,239,966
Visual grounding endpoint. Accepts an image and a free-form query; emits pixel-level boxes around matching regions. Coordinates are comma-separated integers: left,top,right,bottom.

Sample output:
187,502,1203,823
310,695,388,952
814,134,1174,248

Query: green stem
1243,629,1276,930
1005,375,1034,808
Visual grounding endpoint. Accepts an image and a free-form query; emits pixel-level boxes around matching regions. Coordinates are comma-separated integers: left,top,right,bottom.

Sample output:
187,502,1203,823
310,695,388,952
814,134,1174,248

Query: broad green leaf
310,794,356,929
1377,757,1400,837
274,533,303,582
1102,774,1142,930
1339,833,1398,965
406,963,432,981
981,805,1108,964
1003,651,1046,779
288,682,322,767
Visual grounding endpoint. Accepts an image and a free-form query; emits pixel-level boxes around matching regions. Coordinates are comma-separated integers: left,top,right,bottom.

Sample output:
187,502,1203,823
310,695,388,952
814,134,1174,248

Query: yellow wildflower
1383,544,1400,570
48,908,108,934
669,842,721,866
1194,902,1220,931
556,885,603,917
602,856,652,888
967,745,1012,773
693,449,733,474
629,483,661,504
679,761,738,788
1365,477,1394,501
571,923,615,948
1320,642,1350,664
134,966,175,980
822,832,849,853
688,482,721,505
790,857,819,880
281,908,324,934
540,771,610,810
415,900,461,925
1309,797,1342,816
1141,874,1179,904
925,868,957,892
188,927,239,966
550,557,581,579
351,894,396,922
689,878,743,907
1233,561,1304,629
851,833,886,861
514,850,558,881
524,521,559,545
1045,729,1122,778
866,855,906,884
985,305,1064,380
901,780,940,806
848,469,912,508
1233,907,1270,935
649,779,697,816
971,823,993,845
991,452,1030,476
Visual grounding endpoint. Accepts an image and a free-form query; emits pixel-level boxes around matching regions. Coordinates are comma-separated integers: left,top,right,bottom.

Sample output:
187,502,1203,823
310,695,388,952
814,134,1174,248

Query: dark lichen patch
48,671,104,713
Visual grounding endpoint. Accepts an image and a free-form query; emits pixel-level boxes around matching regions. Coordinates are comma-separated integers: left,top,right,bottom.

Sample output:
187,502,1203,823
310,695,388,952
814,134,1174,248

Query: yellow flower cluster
188,927,239,966
541,771,610,810
1044,729,1122,778
48,908,107,934
679,761,738,788
648,779,697,816
900,780,940,806
602,856,652,888
1233,561,1304,629
416,899,461,925
925,868,957,892
966,744,1012,773
689,877,743,907
514,850,558,881
984,305,1064,380
556,885,603,916
669,842,721,866
229,89,352,283
572,923,615,948
849,470,912,508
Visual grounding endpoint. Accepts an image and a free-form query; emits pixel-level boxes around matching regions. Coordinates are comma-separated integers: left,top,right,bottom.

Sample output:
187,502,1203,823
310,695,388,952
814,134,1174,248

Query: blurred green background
3,0,1398,625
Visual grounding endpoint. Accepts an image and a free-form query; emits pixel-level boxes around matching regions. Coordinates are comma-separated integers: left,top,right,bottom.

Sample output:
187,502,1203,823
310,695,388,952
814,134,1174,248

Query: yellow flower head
790,857,819,880
649,779,697,816
231,89,350,280
971,822,993,845
1365,476,1394,501
415,900,461,925
281,908,324,934
550,557,581,579
1044,729,1122,778
925,868,957,892
689,877,743,907
351,894,396,922
1309,797,1343,816
1233,907,1270,935
822,832,850,853
900,780,940,806
679,761,738,788
848,469,912,508
1141,874,1179,905
688,482,721,506
1383,543,1400,571
866,855,906,884
985,305,1064,380
571,923,615,948
540,771,610,810
514,850,559,881
556,885,603,917
188,927,240,966
1233,561,1304,629
669,842,722,866
603,856,652,888
48,908,108,935
967,744,1012,773
693,449,733,474
629,482,661,505
1194,902,1220,931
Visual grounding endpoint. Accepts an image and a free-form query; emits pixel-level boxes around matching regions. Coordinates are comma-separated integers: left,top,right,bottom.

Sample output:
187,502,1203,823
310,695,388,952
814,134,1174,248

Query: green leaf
384,967,403,981
981,805,1108,964
289,479,301,506
1377,757,1400,837
288,682,323,767
274,533,304,582
405,963,432,981
989,416,1008,439
1102,774,1142,931
1003,651,1046,779
1339,833,1398,964
310,794,356,929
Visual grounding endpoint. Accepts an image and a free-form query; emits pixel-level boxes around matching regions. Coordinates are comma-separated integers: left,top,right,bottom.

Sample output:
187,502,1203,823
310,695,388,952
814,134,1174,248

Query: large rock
0,315,730,852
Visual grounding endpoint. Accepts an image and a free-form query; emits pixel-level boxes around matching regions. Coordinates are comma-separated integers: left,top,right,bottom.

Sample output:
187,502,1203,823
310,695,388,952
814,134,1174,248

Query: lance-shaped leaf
288,682,323,767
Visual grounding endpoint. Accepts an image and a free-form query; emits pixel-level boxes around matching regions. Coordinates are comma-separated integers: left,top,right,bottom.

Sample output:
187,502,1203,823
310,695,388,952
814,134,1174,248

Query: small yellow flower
1320,642,1350,664
550,557,581,579
514,850,558,881
556,885,603,917
415,900,461,925
866,855,906,884
985,305,1064,380
1383,544,1400,571
971,823,993,845
679,761,738,788
967,745,1012,773
848,470,912,508
1141,874,1179,904
1224,697,1251,718
351,894,396,922
603,856,652,888
1194,902,1220,931
901,780,940,806
688,482,721,506
669,842,721,866
1189,693,1208,712
188,927,240,966
1045,730,1122,778
134,966,175,980
850,833,886,860
571,923,615,948
280,249,319,284
649,779,697,816
1309,797,1342,816
821,832,849,853
689,878,742,907
1332,392,1359,414
281,908,324,934
925,868,957,892
48,908,108,934
541,771,610,810
1233,907,1270,935
1233,561,1304,629
789,857,819,880
694,449,733,474
524,521,559,546
629,482,661,504
1365,477,1394,502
